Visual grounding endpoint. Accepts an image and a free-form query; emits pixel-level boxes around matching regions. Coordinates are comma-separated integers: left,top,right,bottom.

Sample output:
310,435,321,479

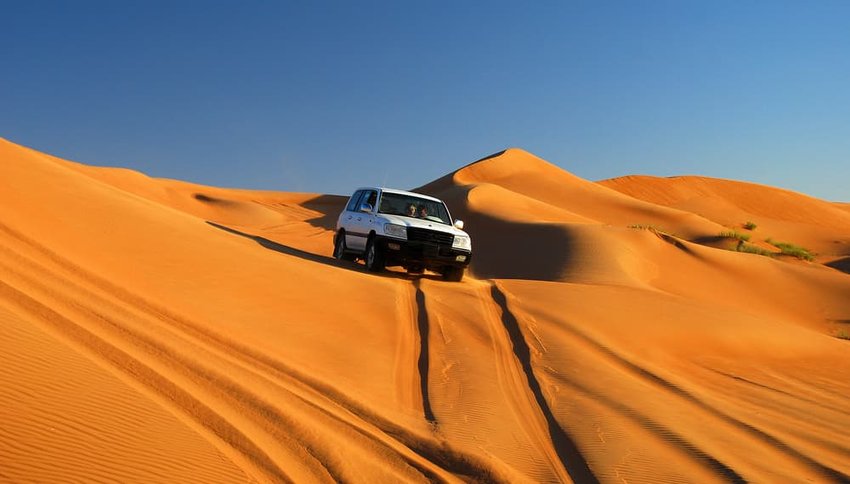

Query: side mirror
454,219,464,230
359,203,373,213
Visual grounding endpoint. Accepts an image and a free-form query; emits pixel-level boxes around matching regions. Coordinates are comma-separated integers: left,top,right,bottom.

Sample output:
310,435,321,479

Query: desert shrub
736,243,774,257
743,221,757,230
629,224,673,235
766,239,815,261
837,330,850,340
720,230,751,242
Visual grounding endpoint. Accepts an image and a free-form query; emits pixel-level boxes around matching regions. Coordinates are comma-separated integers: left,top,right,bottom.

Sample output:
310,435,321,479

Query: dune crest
2,138,849,482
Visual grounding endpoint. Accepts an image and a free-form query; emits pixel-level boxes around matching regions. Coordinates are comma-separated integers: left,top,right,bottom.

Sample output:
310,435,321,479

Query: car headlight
452,235,471,251
384,223,407,239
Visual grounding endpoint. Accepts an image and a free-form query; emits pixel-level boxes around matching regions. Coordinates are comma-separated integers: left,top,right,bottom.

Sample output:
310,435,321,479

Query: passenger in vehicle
406,204,417,217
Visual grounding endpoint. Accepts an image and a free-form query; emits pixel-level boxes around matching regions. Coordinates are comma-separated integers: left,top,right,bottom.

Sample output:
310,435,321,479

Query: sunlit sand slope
1,139,848,482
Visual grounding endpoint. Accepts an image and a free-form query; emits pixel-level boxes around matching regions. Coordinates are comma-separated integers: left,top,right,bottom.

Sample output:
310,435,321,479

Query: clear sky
2,1,849,201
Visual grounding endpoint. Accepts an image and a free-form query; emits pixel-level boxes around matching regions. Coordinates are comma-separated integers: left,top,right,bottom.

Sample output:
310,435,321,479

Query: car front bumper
379,237,472,269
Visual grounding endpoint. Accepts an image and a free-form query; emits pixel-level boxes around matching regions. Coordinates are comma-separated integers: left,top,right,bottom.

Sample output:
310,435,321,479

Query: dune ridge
1,138,848,482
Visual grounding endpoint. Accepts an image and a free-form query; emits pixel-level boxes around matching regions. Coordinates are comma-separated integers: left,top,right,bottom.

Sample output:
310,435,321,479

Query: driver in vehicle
418,206,428,218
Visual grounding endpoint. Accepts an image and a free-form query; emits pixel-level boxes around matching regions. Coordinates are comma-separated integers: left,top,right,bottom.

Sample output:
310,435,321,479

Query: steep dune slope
424,149,726,237
420,150,850,309
2,138,849,483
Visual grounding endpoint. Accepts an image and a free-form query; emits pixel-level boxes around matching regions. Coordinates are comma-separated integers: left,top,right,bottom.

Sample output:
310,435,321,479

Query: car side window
346,190,363,212
356,190,376,212
355,191,370,210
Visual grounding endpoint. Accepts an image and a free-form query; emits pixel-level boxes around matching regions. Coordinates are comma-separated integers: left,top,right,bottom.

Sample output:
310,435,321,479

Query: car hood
380,213,470,238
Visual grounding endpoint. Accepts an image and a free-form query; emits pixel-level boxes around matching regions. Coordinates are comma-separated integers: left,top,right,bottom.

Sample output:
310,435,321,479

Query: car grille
407,227,454,246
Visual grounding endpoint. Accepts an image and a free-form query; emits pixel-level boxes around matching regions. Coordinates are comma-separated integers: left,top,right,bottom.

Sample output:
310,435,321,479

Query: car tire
442,266,464,282
334,231,356,261
364,237,386,272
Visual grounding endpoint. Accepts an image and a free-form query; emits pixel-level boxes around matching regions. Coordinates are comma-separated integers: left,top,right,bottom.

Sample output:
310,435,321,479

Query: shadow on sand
413,280,436,423
416,183,574,282
826,256,850,275
450,211,574,282
301,194,348,231
205,221,443,282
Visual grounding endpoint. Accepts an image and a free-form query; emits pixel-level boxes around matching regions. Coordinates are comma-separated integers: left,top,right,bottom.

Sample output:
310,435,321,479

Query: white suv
333,187,472,281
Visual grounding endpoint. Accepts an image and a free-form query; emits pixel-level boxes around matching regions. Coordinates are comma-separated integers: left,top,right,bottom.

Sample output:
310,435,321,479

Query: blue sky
2,1,849,201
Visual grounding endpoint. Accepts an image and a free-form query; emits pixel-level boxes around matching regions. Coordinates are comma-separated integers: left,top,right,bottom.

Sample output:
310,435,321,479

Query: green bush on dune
743,221,757,230
627,224,674,236
766,238,815,261
720,230,751,242
628,224,660,231
718,229,774,258
736,243,774,257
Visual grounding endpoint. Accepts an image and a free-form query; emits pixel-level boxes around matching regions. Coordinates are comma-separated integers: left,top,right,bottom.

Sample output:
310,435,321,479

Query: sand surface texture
1,140,848,483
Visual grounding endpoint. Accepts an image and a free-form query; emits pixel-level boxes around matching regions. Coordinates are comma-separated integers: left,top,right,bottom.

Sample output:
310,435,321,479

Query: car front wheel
364,237,386,272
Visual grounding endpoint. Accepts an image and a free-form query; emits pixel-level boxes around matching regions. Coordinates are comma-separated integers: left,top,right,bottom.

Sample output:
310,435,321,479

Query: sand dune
1,138,848,482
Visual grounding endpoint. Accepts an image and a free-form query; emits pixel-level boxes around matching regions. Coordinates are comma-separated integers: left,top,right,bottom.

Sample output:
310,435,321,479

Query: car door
345,190,376,251
340,190,362,247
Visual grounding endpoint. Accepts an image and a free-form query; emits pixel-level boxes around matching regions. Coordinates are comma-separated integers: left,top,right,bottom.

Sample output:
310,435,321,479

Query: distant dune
1,138,848,482
600,174,850,255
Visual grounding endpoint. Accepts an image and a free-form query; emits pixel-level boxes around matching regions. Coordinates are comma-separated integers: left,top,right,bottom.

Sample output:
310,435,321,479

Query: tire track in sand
481,282,598,484
392,279,436,425
413,280,437,424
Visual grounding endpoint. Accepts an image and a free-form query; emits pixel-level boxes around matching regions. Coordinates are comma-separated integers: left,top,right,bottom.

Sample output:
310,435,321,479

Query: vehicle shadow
205,221,444,282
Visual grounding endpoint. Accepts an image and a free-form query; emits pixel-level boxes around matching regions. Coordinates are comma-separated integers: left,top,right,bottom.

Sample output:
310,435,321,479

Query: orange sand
1,140,848,482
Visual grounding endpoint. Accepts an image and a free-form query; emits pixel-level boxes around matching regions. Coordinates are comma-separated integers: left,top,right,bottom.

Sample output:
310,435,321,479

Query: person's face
419,207,427,216
407,206,416,215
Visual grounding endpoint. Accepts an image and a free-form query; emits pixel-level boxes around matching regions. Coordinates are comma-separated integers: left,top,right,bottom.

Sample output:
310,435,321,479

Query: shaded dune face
1,138,849,483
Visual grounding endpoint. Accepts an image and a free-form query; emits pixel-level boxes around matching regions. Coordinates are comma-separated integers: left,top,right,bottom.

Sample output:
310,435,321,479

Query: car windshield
378,192,451,225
